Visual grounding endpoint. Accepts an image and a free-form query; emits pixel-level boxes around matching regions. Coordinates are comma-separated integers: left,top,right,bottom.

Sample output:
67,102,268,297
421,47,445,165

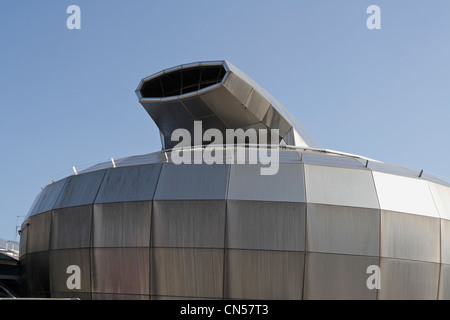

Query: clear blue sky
1,1,449,241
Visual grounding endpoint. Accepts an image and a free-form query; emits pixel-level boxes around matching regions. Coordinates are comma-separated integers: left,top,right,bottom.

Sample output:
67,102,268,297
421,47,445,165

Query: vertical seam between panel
89,204,94,300
301,158,307,300
91,169,108,205
48,211,53,297
51,177,69,211
89,169,108,299
222,163,231,300
149,163,164,298
370,171,382,300
427,181,442,300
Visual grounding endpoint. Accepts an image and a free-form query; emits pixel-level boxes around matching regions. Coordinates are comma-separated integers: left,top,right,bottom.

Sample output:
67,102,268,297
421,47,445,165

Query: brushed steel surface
27,211,51,253
227,163,305,202
200,85,260,129
439,264,450,300
379,258,439,300
53,170,107,209
180,97,214,118
380,210,440,263
51,206,92,249
95,164,162,203
92,248,149,295
441,219,450,264
93,202,151,248
49,249,91,294
244,88,271,121
304,164,379,209
153,200,225,248
226,200,305,251
24,251,50,297
304,252,378,300
151,248,223,298
306,204,380,256
29,178,67,217
224,249,304,300
373,172,439,218
222,71,253,105
261,105,291,138
154,163,229,200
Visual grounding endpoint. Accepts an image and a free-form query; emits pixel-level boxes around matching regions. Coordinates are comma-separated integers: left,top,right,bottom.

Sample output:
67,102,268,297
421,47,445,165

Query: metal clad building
19,61,450,299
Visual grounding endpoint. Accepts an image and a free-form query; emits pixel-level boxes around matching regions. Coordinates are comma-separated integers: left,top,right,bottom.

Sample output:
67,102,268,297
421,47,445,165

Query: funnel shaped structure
136,61,318,149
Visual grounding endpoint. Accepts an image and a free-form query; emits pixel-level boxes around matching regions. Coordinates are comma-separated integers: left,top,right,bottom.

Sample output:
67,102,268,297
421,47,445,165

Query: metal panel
181,97,214,118
304,253,378,300
379,258,439,300
54,170,107,209
228,163,305,202
306,204,380,256
153,201,225,248
244,88,271,121
19,255,30,296
164,101,193,124
380,210,440,263
302,152,365,169
428,182,450,220
223,71,253,105
199,85,260,129
262,105,291,138
25,251,50,297
154,163,229,200
49,249,91,295
92,293,150,300
93,202,151,248
95,164,162,203
224,249,304,300
226,201,305,251
151,248,223,298
441,219,450,264
51,206,92,249
373,172,439,218
29,178,67,216
304,165,379,209
438,264,450,300
92,248,149,295
27,211,51,253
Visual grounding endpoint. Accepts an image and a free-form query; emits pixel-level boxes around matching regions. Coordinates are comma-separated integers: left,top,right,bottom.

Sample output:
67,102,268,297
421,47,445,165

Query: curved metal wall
19,148,450,299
